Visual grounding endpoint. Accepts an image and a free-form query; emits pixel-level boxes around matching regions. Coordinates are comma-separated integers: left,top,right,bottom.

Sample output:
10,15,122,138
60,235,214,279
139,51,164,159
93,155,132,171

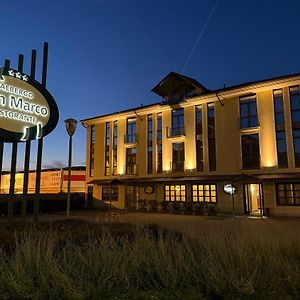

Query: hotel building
81,72,300,217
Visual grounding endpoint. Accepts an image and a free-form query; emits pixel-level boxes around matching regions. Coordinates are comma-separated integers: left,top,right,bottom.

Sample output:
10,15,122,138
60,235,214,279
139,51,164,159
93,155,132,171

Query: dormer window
151,72,209,104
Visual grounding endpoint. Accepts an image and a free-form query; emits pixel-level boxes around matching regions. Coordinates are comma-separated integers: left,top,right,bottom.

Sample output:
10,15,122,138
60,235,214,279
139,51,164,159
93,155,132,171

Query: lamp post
64,118,77,217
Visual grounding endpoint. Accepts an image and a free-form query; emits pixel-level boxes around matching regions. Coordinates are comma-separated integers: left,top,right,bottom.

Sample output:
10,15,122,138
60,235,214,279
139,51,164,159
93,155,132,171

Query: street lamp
64,118,77,217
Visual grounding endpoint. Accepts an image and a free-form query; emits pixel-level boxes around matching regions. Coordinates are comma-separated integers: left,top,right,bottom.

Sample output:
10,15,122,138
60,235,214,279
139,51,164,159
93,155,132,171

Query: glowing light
118,165,125,175
36,122,42,139
21,127,29,141
263,160,276,167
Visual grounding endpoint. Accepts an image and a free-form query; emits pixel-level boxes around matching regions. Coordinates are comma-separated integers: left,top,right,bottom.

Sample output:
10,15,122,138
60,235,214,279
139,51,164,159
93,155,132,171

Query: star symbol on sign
8,70,15,77
22,75,28,82
15,72,22,79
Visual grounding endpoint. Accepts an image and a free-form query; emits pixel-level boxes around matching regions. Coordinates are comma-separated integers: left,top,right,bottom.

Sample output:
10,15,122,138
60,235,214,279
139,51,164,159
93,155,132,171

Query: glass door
244,183,263,216
125,185,138,210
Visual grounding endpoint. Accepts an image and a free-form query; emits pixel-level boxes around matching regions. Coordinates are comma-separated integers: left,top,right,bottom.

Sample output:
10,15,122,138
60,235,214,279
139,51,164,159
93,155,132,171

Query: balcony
126,164,138,176
172,161,185,173
124,134,137,144
167,127,185,138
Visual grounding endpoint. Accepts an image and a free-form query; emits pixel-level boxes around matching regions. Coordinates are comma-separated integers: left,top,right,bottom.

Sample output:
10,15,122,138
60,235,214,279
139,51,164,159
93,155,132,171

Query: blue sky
1,0,300,170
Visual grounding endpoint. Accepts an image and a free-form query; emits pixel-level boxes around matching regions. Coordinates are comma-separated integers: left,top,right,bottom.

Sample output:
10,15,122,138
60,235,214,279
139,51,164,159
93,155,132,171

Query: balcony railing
126,164,138,175
124,134,137,144
167,127,185,138
172,161,185,173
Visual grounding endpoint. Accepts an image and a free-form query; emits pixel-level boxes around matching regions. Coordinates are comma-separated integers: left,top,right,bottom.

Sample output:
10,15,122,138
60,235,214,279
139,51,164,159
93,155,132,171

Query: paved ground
35,209,300,240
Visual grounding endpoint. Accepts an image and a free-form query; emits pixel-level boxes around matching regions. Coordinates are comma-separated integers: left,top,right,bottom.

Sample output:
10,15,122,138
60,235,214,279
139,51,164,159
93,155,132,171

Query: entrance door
244,184,263,216
125,185,138,210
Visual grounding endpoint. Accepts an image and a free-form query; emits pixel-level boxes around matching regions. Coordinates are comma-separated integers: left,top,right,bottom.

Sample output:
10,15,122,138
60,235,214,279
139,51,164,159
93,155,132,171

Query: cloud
42,160,66,169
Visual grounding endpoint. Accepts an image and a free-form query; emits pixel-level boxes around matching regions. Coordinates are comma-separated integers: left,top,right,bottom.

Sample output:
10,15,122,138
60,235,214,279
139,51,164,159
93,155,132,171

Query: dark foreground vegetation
0,218,299,299
0,193,85,216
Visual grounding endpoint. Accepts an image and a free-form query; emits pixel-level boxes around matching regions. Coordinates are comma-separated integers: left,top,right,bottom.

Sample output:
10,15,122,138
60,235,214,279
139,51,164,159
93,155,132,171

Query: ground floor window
164,185,186,202
276,183,300,206
102,185,119,201
192,184,217,203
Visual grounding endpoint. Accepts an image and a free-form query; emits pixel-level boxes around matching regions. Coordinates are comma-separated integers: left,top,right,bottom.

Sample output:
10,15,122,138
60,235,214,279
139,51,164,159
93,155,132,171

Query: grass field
0,217,299,299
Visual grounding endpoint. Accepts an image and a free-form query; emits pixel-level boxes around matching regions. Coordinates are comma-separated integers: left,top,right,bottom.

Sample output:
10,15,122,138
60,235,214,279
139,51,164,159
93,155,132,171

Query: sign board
0,67,59,141
223,184,236,195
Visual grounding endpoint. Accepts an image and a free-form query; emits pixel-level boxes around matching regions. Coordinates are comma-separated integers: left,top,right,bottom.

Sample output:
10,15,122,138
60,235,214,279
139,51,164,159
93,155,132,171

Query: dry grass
0,218,299,299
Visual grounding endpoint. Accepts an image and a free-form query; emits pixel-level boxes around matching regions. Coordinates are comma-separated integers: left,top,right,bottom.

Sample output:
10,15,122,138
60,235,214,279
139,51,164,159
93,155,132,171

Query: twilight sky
1,0,300,170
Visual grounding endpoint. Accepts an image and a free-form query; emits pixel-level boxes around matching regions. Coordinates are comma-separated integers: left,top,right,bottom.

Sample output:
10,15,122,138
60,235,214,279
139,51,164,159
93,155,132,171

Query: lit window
192,184,217,203
164,185,186,202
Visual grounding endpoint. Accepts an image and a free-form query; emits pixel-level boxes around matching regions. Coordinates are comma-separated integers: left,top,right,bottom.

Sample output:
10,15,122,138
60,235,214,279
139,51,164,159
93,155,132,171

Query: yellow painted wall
215,98,240,173
184,106,196,170
257,90,277,168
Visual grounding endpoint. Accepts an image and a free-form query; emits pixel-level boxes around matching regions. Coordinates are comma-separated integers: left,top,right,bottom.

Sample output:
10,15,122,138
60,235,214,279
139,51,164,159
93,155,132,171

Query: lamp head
64,118,77,136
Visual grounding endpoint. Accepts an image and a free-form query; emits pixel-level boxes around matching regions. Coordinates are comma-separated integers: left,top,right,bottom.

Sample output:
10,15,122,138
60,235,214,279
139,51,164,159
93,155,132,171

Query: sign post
0,43,59,221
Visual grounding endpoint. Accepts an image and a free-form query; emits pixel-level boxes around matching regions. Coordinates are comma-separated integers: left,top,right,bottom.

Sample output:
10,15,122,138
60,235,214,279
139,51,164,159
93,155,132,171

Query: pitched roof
151,71,210,98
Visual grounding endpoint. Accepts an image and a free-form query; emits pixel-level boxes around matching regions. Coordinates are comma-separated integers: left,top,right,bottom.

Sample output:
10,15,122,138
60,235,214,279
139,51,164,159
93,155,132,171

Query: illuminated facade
82,72,300,217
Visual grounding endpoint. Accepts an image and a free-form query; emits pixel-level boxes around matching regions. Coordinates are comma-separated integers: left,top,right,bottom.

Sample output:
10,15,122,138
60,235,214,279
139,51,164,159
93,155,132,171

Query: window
273,89,288,168
240,95,258,128
276,183,300,206
102,185,119,201
126,118,136,144
164,185,186,202
157,113,162,173
105,122,110,176
113,121,118,175
196,105,204,172
208,103,216,171
241,134,260,169
89,125,95,177
290,86,300,167
192,184,217,203
147,114,153,174
169,85,196,104
126,147,136,175
172,142,184,172
171,108,184,136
